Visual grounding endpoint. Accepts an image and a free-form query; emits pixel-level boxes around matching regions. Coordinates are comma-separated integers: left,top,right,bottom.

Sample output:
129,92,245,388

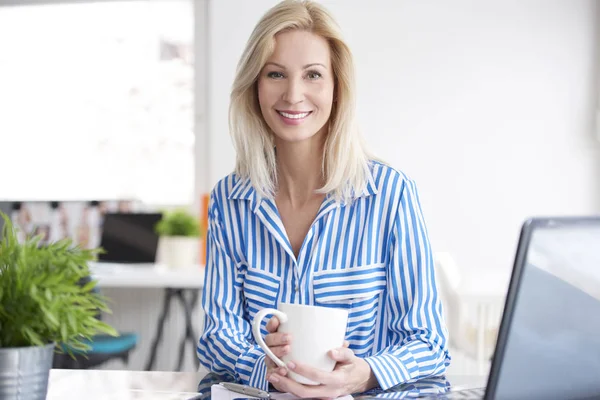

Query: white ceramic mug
252,303,349,385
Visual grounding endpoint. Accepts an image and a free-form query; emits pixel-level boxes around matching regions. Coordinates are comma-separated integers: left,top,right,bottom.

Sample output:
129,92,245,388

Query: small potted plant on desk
0,212,117,400
155,208,201,269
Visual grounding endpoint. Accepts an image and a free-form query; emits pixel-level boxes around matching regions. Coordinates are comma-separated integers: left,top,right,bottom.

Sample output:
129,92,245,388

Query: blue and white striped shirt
197,161,451,391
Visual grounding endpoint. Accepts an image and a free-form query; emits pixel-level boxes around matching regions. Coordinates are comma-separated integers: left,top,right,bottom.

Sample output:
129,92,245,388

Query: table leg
175,289,200,371
145,288,174,371
145,288,201,371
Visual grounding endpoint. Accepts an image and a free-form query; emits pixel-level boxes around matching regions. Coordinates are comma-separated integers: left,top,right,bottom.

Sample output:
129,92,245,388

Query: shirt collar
361,169,379,197
228,176,255,200
227,168,378,202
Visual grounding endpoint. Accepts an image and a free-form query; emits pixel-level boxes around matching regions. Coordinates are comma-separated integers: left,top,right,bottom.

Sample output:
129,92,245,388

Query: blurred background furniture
434,252,509,375
90,262,205,371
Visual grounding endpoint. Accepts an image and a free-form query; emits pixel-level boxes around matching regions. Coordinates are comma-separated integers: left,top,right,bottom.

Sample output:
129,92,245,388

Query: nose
282,77,304,105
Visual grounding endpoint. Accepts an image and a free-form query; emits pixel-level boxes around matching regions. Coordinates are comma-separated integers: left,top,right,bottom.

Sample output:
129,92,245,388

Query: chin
273,128,318,143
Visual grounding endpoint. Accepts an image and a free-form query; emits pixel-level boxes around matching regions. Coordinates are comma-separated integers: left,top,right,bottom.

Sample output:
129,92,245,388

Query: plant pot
0,343,54,400
162,236,198,269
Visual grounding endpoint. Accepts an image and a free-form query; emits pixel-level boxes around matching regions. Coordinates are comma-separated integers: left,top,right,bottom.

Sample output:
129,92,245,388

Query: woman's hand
264,316,292,381
266,344,376,398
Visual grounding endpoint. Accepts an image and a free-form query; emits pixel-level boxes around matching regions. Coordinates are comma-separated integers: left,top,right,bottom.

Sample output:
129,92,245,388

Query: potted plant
0,212,117,400
155,208,201,269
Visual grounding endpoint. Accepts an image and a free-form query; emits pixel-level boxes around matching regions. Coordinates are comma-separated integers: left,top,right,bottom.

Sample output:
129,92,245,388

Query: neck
275,134,326,208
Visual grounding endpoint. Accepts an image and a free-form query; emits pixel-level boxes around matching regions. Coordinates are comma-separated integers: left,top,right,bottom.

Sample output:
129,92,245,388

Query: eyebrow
264,62,327,69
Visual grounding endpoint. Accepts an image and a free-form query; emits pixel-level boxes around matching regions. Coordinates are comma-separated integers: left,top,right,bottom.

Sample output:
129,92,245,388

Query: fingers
270,344,291,359
328,347,355,363
266,316,280,333
266,362,288,376
285,361,343,388
266,355,289,379
267,372,339,399
265,331,291,348
264,343,290,372
266,376,290,396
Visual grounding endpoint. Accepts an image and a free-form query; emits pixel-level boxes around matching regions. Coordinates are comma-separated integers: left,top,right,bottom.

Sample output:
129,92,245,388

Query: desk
90,262,205,371
47,369,203,399
47,369,488,399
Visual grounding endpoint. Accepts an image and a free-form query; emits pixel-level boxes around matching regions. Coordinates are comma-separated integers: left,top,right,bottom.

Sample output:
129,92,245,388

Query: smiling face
257,29,335,144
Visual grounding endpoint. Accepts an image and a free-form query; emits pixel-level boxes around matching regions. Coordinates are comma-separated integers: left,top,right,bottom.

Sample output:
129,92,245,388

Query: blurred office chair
52,275,138,369
434,252,504,374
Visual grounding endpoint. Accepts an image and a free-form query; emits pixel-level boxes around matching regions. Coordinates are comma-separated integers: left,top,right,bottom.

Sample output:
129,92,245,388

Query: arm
197,193,269,390
363,179,451,390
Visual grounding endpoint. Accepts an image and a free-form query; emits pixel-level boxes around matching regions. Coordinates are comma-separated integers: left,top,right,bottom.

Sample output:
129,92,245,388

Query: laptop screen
494,219,600,400
98,212,162,263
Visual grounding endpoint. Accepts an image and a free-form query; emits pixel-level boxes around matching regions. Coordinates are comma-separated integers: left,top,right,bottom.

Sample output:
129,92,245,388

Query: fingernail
269,374,280,383
278,367,287,375
332,349,339,356
287,361,296,370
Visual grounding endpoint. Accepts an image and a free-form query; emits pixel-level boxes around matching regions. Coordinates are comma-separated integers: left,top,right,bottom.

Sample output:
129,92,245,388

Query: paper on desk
212,384,353,400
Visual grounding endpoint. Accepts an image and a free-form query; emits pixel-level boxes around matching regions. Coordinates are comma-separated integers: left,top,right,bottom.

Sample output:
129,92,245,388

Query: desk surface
47,369,487,400
90,261,510,297
48,369,204,399
90,262,205,289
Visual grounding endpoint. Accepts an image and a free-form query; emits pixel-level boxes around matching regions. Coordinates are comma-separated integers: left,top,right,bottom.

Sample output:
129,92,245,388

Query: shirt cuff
248,354,268,391
364,352,418,390
235,345,268,391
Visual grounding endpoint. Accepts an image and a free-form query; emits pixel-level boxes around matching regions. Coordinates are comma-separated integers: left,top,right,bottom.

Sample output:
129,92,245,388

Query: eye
306,70,322,80
267,71,284,79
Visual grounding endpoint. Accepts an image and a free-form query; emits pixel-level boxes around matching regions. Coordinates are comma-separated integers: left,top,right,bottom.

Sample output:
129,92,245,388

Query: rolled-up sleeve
197,193,269,390
364,180,451,390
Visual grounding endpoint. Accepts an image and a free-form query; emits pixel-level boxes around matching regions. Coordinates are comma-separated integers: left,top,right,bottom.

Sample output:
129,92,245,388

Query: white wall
207,0,600,275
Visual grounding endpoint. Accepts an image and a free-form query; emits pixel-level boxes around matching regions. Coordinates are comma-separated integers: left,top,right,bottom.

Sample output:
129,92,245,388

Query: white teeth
278,111,310,119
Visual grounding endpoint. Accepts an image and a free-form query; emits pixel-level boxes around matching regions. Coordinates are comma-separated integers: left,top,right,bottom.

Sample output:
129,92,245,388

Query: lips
274,108,314,126
276,110,312,119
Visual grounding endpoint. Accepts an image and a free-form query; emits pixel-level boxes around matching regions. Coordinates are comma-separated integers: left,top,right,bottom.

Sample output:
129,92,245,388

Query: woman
197,0,450,397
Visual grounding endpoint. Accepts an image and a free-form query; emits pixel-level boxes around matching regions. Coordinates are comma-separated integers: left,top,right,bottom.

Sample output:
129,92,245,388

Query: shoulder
368,160,415,197
209,173,247,205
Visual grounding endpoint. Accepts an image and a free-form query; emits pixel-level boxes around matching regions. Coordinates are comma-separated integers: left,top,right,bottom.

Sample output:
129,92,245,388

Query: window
0,0,195,205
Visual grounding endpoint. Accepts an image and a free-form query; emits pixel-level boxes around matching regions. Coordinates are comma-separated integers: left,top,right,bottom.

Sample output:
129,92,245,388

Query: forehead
267,30,331,67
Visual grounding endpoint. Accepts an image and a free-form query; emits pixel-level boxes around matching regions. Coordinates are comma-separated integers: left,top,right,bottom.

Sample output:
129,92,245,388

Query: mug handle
252,308,288,368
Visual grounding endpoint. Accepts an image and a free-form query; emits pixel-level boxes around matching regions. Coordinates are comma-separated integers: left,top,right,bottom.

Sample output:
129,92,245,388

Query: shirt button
295,286,299,292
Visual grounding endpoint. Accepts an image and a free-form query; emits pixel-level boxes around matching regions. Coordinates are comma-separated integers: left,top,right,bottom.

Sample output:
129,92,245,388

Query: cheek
257,81,267,109
315,86,335,114
258,82,278,114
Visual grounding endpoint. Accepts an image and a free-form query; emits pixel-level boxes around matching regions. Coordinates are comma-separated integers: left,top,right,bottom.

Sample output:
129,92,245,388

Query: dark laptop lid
98,212,162,263
488,217,600,400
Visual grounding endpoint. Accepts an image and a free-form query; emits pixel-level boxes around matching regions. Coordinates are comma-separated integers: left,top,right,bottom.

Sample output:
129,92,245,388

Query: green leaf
29,285,38,299
95,321,118,336
22,326,43,347
66,313,77,332
60,323,68,342
43,309,60,329
81,280,97,293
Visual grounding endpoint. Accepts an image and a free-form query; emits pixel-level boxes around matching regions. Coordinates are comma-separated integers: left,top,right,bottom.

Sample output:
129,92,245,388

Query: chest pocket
243,267,281,334
313,263,387,354
313,263,387,307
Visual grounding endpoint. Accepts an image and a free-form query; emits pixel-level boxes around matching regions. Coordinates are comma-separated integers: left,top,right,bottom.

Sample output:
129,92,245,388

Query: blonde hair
229,0,372,203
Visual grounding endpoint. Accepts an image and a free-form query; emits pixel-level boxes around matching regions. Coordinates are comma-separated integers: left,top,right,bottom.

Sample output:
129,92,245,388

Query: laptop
98,212,162,264
430,216,600,399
